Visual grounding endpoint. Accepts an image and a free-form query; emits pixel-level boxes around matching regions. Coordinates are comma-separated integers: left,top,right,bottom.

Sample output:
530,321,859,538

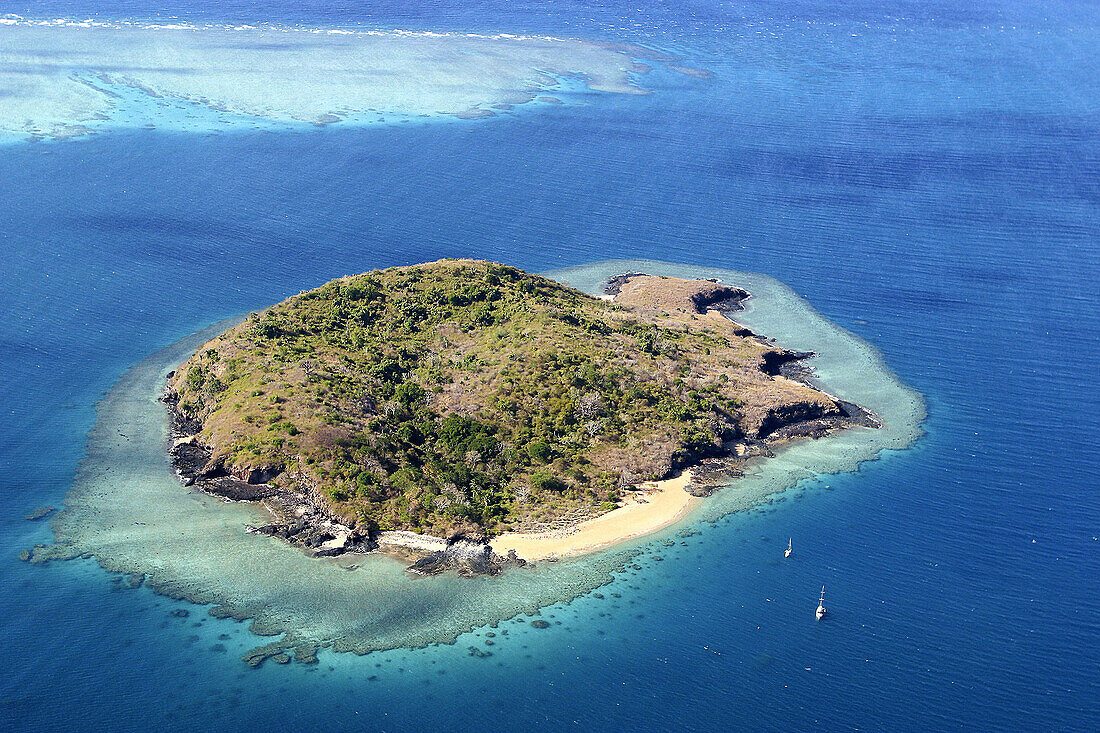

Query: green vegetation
169,260,787,536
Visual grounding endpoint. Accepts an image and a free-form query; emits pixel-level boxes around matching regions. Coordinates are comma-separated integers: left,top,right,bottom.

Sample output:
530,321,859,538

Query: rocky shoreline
164,385,521,576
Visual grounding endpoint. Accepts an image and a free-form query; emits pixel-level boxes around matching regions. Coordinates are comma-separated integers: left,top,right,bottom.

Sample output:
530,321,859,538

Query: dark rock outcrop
246,522,374,556
757,401,837,439
162,383,375,558
604,272,748,313
687,284,748,314
603,272,646,297
167,439,278,500
760,349,816,378
836,399,881,428
757,398,880,442
24,506,56,521
686,458,745,497
406,538,525,577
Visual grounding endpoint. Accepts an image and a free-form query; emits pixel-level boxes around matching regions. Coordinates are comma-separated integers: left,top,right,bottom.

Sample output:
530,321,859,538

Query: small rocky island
164,260,875,573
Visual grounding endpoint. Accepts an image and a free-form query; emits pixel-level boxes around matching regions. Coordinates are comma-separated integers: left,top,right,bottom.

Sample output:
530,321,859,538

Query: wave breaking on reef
0,18,659,140
28,261,924,663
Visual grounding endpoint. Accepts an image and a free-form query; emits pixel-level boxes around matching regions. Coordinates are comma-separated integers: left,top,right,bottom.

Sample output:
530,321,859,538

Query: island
164,259,876,574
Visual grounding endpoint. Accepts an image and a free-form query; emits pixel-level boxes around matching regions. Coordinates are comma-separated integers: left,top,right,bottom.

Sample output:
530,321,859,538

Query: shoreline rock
603,272,749,313
163,389,379,557
164,391,521,573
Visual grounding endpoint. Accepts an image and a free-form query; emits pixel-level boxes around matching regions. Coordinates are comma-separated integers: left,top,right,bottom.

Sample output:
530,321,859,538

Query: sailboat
784,538,792,558
815,585,827,620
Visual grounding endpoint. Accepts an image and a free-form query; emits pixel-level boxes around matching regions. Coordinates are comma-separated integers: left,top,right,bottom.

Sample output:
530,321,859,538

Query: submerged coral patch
0,21,653,139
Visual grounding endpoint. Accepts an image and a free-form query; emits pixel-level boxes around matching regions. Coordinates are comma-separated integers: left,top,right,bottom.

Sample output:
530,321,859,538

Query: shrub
185,367,206,391
394,382,425,409
528,441,552,463
530,470,566,492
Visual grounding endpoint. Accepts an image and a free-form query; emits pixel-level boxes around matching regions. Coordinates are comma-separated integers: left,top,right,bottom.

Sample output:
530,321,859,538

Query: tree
528,441,552,463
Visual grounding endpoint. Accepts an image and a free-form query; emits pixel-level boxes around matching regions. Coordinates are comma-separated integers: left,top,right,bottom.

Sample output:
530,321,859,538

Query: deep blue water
2,1,1099,731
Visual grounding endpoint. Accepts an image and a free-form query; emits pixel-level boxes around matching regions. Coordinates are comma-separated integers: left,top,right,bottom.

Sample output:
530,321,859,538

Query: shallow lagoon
32,259,923,661
0,19,656,139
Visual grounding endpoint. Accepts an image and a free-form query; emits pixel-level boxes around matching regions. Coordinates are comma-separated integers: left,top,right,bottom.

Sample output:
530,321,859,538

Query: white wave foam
0,19,651,140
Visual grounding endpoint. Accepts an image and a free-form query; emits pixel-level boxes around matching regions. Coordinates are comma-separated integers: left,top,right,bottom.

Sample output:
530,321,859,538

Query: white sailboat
784,538,792,558
815,585,827,620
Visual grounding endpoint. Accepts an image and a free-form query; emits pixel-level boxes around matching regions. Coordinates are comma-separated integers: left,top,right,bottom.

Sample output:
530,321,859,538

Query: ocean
1,1,1098,731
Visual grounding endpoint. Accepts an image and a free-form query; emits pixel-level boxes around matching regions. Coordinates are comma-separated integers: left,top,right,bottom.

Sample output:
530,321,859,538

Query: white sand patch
492,472,698,561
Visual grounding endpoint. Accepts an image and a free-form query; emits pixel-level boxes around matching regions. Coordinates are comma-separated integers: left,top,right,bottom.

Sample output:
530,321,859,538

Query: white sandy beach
490,471,698,561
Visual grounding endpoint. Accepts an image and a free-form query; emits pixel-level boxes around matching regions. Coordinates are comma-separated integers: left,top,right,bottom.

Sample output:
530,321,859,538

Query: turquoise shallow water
1,0,1099,731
